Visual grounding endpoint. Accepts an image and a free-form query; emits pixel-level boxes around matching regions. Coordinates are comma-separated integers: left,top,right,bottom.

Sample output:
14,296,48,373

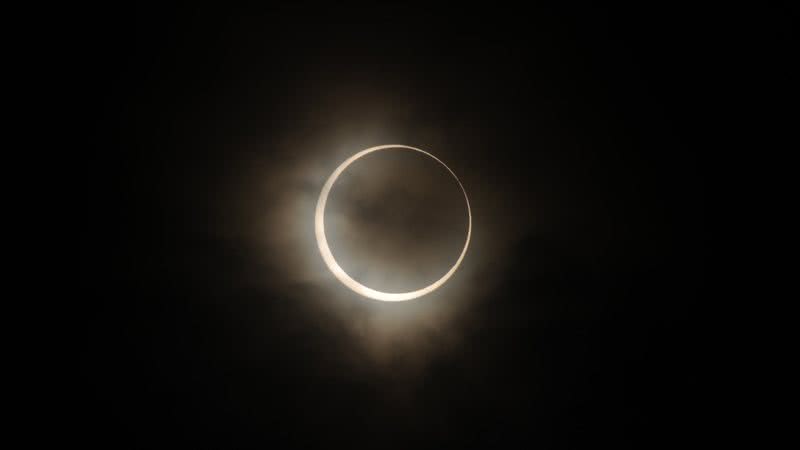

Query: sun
315,145,472,301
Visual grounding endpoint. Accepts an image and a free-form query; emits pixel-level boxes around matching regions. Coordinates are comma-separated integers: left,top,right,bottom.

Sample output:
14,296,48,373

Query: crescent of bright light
315,144,472,302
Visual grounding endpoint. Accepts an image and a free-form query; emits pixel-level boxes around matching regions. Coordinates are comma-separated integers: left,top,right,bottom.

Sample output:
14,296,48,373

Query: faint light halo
315,144,472,301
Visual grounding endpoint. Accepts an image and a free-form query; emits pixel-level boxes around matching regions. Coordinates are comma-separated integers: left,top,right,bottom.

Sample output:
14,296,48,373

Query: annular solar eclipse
315,145,472,301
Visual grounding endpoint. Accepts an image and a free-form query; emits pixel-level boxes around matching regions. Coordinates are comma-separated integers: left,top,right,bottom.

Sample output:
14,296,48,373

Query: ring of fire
314,145,472,301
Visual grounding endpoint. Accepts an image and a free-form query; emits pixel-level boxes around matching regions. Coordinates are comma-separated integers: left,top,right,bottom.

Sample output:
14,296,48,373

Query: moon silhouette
315,145,472,301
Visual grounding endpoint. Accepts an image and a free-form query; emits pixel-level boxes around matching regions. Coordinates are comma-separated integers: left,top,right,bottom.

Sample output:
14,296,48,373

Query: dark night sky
66,3,771,448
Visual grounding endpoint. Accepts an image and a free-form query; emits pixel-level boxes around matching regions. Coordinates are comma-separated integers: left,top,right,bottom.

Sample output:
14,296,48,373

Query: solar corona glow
315,145,472,301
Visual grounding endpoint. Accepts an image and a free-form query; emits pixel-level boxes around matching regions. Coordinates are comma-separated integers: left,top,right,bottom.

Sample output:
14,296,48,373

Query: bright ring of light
315,145,472,302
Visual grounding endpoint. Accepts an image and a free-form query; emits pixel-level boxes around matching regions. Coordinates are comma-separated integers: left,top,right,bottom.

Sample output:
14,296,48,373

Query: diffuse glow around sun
315,145,472,301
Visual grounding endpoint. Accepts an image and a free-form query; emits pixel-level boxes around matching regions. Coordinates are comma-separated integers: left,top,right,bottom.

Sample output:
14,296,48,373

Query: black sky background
66,3,750,448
